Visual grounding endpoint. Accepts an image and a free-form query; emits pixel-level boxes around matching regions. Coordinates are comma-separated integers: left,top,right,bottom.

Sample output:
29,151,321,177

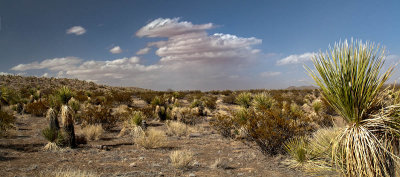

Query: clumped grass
306,39,399,176
129,111,146,127
134,128,168,149
169,149,194,169
81,124,104,141
166,121,190,137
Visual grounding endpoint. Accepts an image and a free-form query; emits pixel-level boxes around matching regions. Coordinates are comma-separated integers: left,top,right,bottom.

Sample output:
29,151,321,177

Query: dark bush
81,105,117,130
25,100,49,116
42,127,59,142
0,110,15,135
202,96,217,110
222,94,236,105
210,114,235,138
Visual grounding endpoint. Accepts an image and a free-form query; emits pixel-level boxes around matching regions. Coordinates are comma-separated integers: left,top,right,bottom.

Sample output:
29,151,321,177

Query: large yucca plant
306,39,399,176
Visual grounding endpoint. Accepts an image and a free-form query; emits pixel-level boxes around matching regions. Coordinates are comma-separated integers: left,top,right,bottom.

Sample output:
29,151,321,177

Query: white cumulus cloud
11,57,82,71
66,26,86,35
276,52,316,65
136,47,151,55
110,46,123,54
11,18,266,90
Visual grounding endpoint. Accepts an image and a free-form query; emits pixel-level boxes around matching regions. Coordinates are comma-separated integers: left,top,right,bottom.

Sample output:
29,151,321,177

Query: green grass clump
235,92,252,108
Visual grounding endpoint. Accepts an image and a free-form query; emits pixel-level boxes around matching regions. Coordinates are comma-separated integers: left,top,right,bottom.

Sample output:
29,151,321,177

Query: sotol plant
306,39,399,176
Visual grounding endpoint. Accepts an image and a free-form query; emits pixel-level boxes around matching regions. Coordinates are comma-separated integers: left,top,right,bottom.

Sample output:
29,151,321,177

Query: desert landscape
2,1,400,177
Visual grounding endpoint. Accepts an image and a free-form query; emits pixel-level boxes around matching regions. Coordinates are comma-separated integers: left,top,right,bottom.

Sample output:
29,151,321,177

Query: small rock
238,173,244,176
152,163,161,167
139,157,145,160
129,162,137,167
88,160,93,164
189,173,196,177
189,133,201,138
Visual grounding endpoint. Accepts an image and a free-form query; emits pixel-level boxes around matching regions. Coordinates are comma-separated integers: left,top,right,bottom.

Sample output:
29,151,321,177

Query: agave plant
306,39,399,176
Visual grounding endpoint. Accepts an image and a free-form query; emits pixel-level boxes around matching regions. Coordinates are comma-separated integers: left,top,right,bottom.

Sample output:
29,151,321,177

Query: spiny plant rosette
306,39,400,176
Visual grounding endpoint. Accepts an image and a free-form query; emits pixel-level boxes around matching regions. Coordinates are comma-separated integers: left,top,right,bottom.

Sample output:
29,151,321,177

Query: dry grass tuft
81,124,104,141
134,128,167,149
166,121,190,137
43,142,61,151
169,149,194,169
39,169,99,177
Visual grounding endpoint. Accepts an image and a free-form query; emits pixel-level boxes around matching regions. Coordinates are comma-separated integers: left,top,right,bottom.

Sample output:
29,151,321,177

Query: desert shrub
243,108,299,155
81,124,104,141
0,110,15,135
220,90,233,96
175,107,201,125
222,94,236,104
129,111,146,127
169,150,193,169
151,96,165,107
134,128,167,149
210,114,235,138
235,92,252,108
252,92,276,111
202,96,217,110
284,127,343,176
89,96,107,105
0,86,20,105
166,121,189,137
68,98,80,113
172,91,185,99
42,127,59,142
81,105,117,130
74,91,88,102
25,100,49,116
138,92,159,104
110,90,132,104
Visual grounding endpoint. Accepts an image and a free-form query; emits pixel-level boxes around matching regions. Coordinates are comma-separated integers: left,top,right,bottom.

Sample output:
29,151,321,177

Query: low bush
81,105,117,130
222,94,236,104
42,127,59,142
0,110,15,136
236,92,252,108
169,150,193,169
25,100,49,116
81,124,104,141
202,96,217,110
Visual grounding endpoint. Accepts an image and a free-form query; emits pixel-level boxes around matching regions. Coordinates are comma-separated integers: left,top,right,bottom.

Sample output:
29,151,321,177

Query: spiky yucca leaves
56,86,74,105
252,92,276,111
284,136,308,165
306,40,392,123
306,39,398,176
235,92,252,108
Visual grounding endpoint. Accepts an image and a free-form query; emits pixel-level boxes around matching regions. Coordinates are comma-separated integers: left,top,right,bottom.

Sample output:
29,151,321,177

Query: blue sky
1,0,400,90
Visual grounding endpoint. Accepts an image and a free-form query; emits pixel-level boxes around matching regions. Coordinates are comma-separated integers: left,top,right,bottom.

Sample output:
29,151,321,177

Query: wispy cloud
110,46,122,54
276,52,315,65
66,26,86,35
260,71,281,77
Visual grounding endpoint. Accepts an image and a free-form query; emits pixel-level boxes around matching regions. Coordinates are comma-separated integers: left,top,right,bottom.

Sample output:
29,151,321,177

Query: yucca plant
252,92,276,111
235,92,252,108
306,39,399,176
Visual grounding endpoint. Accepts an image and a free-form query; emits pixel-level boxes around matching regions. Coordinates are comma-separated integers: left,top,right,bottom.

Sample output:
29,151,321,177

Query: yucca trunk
46,108,59,131
61,105,76,148
334,124,395,177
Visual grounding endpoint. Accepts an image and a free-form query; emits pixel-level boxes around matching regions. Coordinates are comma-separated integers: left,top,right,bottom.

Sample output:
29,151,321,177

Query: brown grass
81,124,104,141
169,149,194,169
